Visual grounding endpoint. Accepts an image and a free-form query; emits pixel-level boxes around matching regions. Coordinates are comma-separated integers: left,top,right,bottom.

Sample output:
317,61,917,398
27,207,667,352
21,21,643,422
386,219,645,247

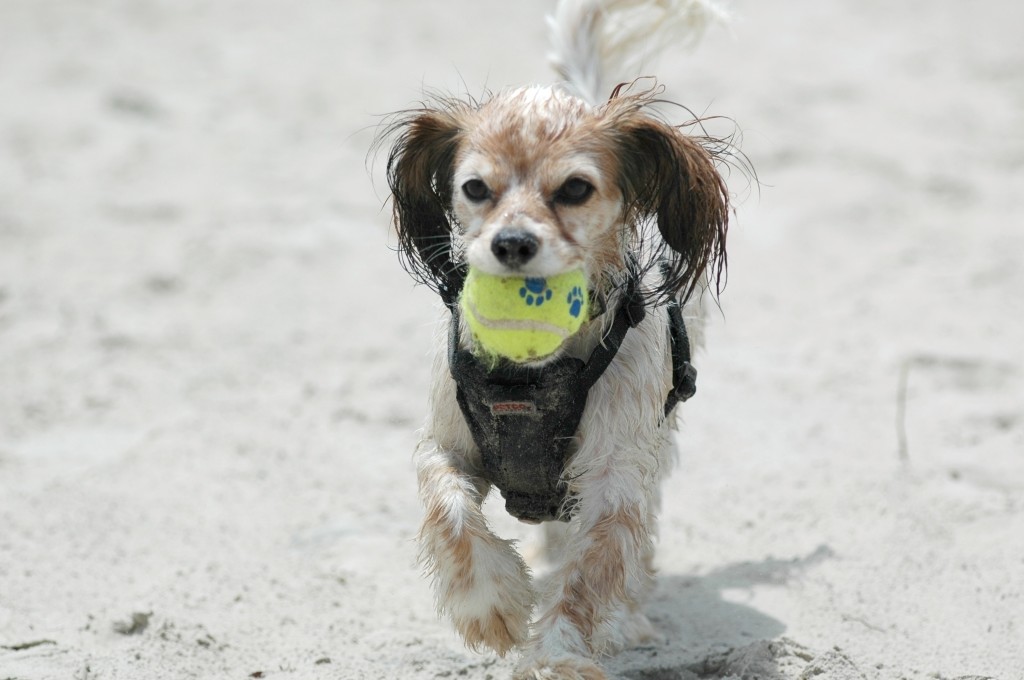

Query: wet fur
376,1,736,677
382,86,730,307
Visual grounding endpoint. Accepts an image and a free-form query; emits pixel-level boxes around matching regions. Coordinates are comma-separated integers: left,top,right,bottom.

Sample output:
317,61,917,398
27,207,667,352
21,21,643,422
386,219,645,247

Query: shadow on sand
607,545,835,680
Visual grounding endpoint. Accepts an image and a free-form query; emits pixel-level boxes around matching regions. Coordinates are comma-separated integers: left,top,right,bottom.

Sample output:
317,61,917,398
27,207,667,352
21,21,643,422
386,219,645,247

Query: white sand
1,1,1022,678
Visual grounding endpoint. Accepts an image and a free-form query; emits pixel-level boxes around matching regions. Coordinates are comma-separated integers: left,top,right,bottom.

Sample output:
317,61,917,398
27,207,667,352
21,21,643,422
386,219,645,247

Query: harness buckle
674,362,698,402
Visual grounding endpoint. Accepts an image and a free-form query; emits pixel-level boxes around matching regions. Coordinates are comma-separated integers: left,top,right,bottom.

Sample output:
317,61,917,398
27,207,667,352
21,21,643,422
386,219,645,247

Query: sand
1,1,1022,678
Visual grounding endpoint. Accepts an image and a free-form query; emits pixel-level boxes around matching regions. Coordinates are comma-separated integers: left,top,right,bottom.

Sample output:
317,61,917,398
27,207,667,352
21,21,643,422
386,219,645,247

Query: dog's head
381,84,730,306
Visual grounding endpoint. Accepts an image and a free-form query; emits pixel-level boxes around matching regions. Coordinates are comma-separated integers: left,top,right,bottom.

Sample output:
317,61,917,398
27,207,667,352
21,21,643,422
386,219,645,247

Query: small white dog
379,1,738,677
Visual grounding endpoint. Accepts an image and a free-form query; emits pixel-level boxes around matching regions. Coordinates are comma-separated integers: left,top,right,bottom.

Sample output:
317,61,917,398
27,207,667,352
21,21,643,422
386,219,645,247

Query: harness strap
576,280,647,392
448,278,644,522
439,264,467,309
664,299,698,416
445,272,696,523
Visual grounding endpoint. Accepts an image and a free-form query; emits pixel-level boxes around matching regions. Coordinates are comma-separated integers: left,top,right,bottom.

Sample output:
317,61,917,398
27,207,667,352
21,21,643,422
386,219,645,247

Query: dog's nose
491,228,539,268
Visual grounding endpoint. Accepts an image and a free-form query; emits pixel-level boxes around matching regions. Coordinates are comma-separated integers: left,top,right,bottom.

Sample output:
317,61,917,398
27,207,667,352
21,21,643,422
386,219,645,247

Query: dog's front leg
416,442,536,655
514,440,664,680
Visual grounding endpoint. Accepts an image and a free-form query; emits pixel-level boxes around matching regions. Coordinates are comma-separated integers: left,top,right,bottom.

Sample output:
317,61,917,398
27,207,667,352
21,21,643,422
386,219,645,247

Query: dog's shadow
604,545,835,679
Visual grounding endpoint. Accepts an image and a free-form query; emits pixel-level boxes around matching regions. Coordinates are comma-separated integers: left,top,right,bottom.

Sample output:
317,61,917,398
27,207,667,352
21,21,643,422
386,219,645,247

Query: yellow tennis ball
460,268,590,363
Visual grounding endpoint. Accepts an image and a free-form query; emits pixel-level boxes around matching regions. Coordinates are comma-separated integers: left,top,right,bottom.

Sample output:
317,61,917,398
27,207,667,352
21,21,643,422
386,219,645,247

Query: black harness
445,275,697,523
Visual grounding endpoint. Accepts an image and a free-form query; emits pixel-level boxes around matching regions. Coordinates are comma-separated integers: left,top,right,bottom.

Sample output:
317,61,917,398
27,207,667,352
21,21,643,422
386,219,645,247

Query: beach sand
1,1,1022,678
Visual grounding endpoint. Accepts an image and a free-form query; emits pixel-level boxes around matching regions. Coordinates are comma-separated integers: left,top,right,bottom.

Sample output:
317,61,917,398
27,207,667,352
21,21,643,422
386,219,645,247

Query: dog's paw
593,609,661,655
513,655,608,680
444,537,535,655
455,602,529,656
623,611,660,646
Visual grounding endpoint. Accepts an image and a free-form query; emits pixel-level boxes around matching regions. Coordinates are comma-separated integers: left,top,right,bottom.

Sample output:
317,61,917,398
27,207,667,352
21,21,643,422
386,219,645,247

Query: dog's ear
384,109,464,294
614,111,730,303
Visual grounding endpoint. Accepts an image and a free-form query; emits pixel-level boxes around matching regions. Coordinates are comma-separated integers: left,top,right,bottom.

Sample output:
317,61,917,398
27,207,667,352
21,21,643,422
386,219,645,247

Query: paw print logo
519,277,552,307
566,286,584,318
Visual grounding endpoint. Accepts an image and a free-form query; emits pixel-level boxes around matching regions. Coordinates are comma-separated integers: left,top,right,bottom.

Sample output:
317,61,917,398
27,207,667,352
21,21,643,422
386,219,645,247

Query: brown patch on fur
462,606,521,657
540,505,649,648
418,463,531,655
477,191,581,254
420,485,476,596
418,462,469,583
469,91,593,179
461,92,622,269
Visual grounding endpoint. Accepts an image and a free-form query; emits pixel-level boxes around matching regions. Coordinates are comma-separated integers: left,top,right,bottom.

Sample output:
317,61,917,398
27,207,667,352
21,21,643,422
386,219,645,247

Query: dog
378,1,737,677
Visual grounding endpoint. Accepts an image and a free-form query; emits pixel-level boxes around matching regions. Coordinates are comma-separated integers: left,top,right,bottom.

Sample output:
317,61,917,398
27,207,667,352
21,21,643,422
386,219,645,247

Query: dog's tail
547,0,729,105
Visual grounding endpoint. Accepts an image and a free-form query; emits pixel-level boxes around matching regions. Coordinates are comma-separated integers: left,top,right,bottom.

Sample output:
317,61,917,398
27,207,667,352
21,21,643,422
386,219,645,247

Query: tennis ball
460,267,589,363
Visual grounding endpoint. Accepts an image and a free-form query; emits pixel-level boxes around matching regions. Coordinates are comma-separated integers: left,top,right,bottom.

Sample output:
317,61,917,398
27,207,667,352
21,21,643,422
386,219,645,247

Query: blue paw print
519,277,553,307
566,286,584,318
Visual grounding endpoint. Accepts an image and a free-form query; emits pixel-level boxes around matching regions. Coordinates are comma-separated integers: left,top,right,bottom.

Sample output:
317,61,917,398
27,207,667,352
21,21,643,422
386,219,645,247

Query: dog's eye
554,178,594,206
462,179,491,203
